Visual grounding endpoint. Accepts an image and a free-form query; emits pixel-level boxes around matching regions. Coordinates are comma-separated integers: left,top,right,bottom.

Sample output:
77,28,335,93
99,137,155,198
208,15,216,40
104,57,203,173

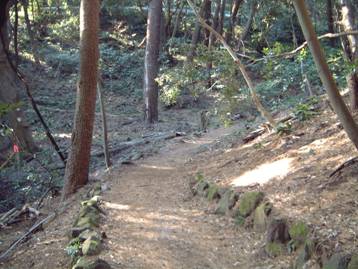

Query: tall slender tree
62,0,100,198
293,0,358,150
144,0,162,124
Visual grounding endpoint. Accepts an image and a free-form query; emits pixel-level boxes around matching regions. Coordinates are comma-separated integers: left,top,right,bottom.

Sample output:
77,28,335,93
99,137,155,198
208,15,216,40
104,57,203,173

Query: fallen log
92,132,185,157
242,115,294,144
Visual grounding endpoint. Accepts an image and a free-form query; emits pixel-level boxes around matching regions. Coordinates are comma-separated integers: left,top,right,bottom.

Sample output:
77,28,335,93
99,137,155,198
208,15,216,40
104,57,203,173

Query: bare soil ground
1,99,357,269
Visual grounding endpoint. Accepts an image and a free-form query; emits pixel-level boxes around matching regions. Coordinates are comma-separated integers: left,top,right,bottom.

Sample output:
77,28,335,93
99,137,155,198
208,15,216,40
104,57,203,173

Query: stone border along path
192,175,358,269
66,183,112,269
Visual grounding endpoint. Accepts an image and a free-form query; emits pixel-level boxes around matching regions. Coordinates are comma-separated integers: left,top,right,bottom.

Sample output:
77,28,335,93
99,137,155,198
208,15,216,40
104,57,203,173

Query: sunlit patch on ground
231,158,295,187
103,202,131,210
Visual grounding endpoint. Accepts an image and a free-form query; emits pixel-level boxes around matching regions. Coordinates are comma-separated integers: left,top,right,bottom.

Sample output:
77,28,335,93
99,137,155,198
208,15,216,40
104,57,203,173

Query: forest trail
100,126,255,269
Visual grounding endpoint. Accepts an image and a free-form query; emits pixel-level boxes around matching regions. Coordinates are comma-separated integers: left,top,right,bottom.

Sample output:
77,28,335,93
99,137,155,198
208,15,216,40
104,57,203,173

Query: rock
79,230,101,242
207,184,220,201
253,202,272,232
70,227,89,238
72,257,111,269
266,218,290,244
193,180,209,197
265,242,284,257
88,183,102,197
348,254,358,269
293,241,314,269
215,189,239,215
289,221,310,245
238,191,264,217
75,213,100,229
79,205,100,218
323,253,351,269
82,235,101,256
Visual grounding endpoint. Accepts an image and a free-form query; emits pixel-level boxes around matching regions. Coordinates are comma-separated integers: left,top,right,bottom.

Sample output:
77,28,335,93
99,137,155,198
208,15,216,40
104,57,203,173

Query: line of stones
66,183,112,269
192,176,358,269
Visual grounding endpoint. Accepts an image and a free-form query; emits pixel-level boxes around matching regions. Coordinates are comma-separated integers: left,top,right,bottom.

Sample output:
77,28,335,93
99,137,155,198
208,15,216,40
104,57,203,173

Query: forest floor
1,94,358,268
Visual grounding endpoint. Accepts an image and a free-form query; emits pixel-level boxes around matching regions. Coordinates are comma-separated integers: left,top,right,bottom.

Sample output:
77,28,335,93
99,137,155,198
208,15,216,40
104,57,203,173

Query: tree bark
339,0,358,110
0,0,36,153
227,0,244,42
326,0,335,46
144,0,162,124
187,0,211,62
62,0,100,198
171,0,185,39
293,0,358,150
22,0,40,65
218,0,226,35
237,0,257,49
186,0,277,128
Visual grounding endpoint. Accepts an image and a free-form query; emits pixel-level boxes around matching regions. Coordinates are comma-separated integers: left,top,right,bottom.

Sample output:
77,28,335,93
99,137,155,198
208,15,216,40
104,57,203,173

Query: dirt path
100,127,259,269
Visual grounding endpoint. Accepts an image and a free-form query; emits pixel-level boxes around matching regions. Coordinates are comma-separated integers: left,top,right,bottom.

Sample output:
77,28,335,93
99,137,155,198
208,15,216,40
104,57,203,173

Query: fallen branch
249,30,358,64
0,213,56,261
92,132,184,157
242,115,294,143
186,0,277,129
329,156,358,177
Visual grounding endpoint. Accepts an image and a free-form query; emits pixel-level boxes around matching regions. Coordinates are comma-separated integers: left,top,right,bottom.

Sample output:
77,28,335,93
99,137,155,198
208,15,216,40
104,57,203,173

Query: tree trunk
22,0,40,65
237,0,257,49
144,0,162,124
326,0,335,45
218,0,226,35
339,0,358,110
171,0,185,39
187,0,211,62
62,0,100,198
0,0,36,154
227,0,244,42
293,0,358,150
186,0,277,128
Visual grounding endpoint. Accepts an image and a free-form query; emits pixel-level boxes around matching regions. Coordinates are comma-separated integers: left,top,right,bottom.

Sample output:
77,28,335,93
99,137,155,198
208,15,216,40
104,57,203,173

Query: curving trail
100,127,257,269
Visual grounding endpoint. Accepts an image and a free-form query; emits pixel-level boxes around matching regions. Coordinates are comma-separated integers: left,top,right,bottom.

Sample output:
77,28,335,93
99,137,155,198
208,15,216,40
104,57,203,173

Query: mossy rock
70,227,90,238
79,230,101,242
88,183,102,197
207,184,220,201
79,205,100,218
289,221,310,245
215,189,238,215
267,218,290,244
72,257,111,269
265,242,284,258
82,236,101,256
194,180,209,197
293,240,315,269
348,254,358,269
238,191,264,217
74,213,100,229
81,196,100,208
323,253,351,269
253,202,272,232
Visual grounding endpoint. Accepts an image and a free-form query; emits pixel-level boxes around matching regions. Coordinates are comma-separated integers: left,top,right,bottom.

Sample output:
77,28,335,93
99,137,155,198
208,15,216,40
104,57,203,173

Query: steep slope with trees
0,1,358,268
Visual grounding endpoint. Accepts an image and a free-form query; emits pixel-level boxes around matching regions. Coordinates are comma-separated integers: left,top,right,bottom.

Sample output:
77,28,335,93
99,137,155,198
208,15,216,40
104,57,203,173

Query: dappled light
231,158,294,187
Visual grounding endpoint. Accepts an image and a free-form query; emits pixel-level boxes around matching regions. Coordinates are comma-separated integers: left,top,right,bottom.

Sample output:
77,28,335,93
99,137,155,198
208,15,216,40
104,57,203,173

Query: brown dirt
1,102,358,269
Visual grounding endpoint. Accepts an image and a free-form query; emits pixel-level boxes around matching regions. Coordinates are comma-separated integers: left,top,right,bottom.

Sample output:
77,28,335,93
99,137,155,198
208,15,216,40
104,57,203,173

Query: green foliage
289,221,310,243
195,172,204,182
276,122,292,135
0,102,22,117
65,238,81,259
294,97,319,121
